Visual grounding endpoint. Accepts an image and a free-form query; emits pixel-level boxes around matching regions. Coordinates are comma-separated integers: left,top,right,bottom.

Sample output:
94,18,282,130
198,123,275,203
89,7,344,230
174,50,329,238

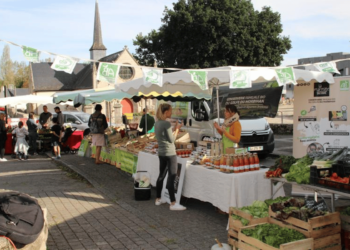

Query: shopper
51,117,62,159
0,113,8,161
139,108,155,135
88,104,108,165
12,121,29,161
213,104,242,154
26,112,38,155
39,105,52,129
54,106,64,128
154,103,186,211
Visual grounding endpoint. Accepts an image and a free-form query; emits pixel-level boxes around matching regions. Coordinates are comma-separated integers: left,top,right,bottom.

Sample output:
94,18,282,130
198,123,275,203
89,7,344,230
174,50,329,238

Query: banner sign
91,146,96,158
210,83,283,119
22,46,40,62
51,56,78,74
170,101,188,119
111,148,121,168
229,69,252,89
188,71,208,90
314,62,340,74
142,68,163,86
97,62,120,84
293,79,350,158
275,67,297,86
77,139,89,157
119,150,138,174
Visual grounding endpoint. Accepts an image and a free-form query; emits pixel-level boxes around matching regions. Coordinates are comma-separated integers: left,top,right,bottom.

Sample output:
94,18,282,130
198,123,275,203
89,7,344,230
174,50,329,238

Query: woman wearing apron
213,104,242,153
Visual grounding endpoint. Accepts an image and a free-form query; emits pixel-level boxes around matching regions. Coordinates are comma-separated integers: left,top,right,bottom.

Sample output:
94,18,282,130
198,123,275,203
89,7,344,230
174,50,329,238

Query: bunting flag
313,62,341,74
188,71,208,90
97,62,120,84
22,46,40,63
274,67,297,86
142,68,163,86
229,69,252,89
51,56,78,74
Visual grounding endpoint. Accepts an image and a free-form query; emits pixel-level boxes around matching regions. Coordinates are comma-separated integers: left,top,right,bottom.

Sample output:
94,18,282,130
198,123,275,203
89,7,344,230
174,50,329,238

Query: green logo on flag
340,80,350,91
230,70,251,88
315,62,340,74
143,68,163,86
275,67,296,85
51,56,78,74
188,71,208,90
97,63,119,84
22,46,40,62
301,110,307,116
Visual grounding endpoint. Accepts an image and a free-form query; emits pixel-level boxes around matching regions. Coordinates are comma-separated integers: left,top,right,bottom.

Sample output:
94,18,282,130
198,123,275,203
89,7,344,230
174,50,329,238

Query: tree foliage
0,45,30,88
133,0,292,68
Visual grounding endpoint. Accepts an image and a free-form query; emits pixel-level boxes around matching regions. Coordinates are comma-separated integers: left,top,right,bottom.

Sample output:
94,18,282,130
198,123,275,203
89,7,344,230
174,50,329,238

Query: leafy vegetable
285,155,313,184
270,156,297,173
264,196,290,207
241,223,305,248
341,207,350,216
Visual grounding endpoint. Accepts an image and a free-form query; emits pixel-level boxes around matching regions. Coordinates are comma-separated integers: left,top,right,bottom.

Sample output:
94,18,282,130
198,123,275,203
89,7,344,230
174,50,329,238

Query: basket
310,165,350,192
134,171,151,201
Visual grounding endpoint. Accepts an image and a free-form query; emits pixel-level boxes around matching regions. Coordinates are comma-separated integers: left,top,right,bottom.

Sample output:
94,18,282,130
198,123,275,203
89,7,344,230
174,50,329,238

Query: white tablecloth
136,151,284,213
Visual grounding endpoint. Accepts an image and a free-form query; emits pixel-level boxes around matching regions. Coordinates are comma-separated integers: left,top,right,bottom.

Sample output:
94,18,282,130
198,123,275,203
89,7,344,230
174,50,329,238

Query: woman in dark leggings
0,113,8,161
154,103,186,211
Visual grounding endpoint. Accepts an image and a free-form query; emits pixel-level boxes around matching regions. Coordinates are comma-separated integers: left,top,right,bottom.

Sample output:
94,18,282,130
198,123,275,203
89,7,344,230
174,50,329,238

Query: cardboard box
225,147,247,155
175,142,194,150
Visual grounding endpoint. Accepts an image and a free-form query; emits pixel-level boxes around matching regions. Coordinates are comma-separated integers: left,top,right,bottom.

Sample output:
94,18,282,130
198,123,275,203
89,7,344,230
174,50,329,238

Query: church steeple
90,0,107,60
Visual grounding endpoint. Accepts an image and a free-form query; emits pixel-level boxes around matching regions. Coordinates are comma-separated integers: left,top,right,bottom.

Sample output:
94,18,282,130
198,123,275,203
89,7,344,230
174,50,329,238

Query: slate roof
0,88,30,98
31,62,93,92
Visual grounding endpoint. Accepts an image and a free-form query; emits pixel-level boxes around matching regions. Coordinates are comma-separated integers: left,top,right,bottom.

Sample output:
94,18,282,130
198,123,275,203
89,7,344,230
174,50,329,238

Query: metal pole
216,85,220,124
109,101,112,127
145,100,148,135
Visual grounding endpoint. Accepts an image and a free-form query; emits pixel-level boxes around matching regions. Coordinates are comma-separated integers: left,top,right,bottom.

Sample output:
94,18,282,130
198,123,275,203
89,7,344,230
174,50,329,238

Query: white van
164,99,275,155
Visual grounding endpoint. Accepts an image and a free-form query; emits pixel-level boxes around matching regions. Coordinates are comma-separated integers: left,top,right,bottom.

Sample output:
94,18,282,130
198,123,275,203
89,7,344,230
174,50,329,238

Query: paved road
0,155,229,250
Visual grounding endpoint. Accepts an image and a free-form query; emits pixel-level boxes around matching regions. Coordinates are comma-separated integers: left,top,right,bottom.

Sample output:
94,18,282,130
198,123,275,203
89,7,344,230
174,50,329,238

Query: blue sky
0,0,349,66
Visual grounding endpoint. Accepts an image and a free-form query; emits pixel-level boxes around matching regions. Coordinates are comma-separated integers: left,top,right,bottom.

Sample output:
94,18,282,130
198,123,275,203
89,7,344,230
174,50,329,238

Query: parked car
53,111,91,133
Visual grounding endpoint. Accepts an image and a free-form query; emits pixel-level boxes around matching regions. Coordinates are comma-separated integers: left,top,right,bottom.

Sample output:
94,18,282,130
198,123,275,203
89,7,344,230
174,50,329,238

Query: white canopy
116,66,334,96
0,95,53,106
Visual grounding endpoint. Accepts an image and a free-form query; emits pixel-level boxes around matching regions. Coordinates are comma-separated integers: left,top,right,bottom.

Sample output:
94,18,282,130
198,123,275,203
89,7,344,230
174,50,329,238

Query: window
66,115,77,124
119,65,134,80
191,100,209,121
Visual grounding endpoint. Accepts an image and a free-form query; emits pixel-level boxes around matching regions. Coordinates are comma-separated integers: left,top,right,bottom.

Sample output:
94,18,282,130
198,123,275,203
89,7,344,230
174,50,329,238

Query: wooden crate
269,207,341,239
340,214,350,250
228,228,238,249
340,214,350,231
314,234,341,250
229,207,268,230
237,223,314,250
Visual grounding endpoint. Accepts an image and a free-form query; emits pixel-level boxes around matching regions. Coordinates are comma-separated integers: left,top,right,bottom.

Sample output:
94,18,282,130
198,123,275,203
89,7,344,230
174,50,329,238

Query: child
51,117,62,159
12,121,29,161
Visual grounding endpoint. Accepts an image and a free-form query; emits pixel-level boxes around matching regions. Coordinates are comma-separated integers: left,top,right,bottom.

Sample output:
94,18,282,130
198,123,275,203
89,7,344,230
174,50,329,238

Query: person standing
154,103,186,211
39,105,52,129
213,104,242,154
26,112,38,155
88,104,108,165
12,121,29,161
54,106,64,128
139,108,155,135
51,117,62,159
0,113,9,161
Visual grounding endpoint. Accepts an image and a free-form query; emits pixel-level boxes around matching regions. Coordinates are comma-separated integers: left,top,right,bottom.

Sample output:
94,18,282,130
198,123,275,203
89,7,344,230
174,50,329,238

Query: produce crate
228,207,268,248
269,207,341,238
340,214,350,250
310,166,350,193
237,223,314,250
229,207,269,230
227,229,238,248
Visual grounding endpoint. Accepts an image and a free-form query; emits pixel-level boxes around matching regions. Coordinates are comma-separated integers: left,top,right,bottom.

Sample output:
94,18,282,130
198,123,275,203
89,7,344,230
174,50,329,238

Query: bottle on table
248,153,255,171
233,155,240,173
238,154,244,173
253,153,260,170
243,154,250,172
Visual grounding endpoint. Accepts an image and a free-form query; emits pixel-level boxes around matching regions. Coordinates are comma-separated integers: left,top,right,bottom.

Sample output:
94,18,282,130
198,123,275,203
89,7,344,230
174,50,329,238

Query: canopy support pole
4,86,7,124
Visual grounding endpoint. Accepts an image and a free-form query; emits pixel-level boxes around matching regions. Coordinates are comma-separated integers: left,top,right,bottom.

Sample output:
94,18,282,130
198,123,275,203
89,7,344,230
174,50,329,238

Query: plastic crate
310,165,350,193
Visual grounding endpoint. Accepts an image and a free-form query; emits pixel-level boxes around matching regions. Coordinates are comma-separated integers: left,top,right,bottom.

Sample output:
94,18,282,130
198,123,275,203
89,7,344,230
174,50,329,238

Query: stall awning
0,95,53,106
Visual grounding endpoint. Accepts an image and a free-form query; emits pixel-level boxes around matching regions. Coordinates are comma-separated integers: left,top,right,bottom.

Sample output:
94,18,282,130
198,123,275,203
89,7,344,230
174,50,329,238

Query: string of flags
0,38,345,91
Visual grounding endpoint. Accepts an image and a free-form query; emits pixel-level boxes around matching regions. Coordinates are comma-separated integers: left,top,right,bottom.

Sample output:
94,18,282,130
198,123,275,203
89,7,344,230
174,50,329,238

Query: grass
57,165,92,186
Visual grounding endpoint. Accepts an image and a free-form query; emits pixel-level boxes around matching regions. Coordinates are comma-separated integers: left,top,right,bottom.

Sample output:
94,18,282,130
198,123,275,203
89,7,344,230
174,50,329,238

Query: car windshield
76,114,90,123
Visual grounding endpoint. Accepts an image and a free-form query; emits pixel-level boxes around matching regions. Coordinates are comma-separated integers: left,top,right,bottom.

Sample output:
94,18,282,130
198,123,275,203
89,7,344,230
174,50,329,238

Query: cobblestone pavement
0,155,228,250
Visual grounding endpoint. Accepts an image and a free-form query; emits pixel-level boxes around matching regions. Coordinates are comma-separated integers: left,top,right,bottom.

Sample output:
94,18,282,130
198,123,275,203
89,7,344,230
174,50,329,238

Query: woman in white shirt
12,121,29,160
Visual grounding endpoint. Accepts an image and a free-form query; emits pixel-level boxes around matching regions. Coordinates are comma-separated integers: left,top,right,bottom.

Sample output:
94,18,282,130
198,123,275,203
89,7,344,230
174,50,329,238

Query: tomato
332,172,338,178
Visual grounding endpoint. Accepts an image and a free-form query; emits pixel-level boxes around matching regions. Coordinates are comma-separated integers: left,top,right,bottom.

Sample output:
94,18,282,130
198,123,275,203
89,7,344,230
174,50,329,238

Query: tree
0,45,15,87
133,0,292,68
13,61,30,88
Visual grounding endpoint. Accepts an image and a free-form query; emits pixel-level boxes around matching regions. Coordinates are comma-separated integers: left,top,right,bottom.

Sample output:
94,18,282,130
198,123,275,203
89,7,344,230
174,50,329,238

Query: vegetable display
285,155,314,184
270,197,328,222
329,172,349,184
241,223,306,248
231,197,290,225
271,155,297,173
